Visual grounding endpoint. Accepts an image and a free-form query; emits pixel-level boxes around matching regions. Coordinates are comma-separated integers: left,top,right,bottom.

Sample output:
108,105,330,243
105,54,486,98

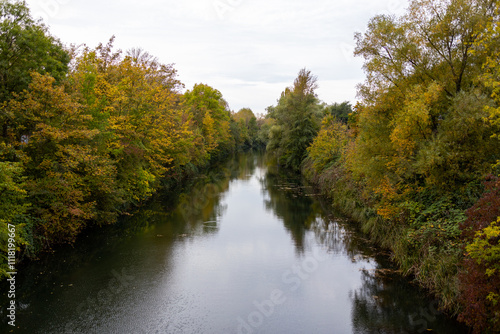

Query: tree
354,0,494,101
183,84,233,159
351,0,498,195
69,39,198,204
7,72,112,244
0,159,30,278
326,101,352,124
305,116,348,173
266,68,321,170
0,0,70,138
233,108,258,147
474,2,500,139
347,3,500,329
457,5,500,332
255,114,274,148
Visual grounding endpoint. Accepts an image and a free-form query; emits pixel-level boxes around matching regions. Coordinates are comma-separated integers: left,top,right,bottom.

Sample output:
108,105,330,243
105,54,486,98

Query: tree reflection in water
260,151,468,334
350,262,468,333
5,151,469,334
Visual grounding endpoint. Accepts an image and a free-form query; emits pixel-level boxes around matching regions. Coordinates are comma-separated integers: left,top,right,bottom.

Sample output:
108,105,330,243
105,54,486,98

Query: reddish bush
458,175,500,333
461,175,500,238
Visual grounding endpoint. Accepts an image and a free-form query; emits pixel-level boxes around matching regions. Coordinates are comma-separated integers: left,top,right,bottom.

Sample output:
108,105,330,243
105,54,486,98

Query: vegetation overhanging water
1,152,468,333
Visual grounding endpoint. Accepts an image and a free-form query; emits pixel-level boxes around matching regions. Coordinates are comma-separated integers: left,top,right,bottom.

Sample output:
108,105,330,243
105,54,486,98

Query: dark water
1,152,468,334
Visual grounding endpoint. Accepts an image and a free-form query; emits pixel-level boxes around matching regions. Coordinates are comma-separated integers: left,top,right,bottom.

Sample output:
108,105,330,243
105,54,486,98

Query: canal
1,151,467,333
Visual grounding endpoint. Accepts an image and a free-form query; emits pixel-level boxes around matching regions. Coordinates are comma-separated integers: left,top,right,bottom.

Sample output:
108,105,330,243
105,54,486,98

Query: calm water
1,152,468,334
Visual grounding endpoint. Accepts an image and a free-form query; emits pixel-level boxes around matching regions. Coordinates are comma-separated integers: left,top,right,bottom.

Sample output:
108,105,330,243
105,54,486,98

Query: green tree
354,0,494,101
255,113,274,147
326,101,352,124
233,108,258,147
183,84,233,159
475,2,500,140
0,0,70,139
305,116,348,173
267,68,321,170
0,159,30,278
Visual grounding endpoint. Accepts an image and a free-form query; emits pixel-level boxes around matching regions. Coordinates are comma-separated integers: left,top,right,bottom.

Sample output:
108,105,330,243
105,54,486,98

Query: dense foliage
265,69,322,171
264,0,500,332
0,1,261,277
232,108,260,148
459,176,500,332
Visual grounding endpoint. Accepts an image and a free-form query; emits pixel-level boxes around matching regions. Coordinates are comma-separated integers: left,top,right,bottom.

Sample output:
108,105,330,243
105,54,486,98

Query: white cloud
24,0,409,113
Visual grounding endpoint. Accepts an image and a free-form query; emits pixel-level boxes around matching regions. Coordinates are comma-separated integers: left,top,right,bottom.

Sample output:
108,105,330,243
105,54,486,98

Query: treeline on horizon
261,0,500,332
0,2,268,274
0,1,343,275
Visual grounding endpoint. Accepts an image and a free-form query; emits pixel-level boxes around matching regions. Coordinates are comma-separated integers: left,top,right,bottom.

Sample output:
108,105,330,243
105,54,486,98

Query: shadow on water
261,152,468,334
0,154,244,333
259,165,310,253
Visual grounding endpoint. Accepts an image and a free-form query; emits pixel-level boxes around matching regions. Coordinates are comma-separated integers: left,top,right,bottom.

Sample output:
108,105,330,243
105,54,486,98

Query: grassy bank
302,159,479,321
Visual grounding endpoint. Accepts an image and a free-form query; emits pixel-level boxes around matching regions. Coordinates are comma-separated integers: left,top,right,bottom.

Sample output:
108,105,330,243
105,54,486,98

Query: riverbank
301,160,468,322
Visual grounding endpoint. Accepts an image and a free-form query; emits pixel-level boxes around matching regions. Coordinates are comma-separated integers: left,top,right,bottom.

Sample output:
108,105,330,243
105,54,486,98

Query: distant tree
233,108,258,147
326,101,352,124
233,108,254,124
267,68,321,170
255,113,274,147
306,115,348,172
183,84,233,158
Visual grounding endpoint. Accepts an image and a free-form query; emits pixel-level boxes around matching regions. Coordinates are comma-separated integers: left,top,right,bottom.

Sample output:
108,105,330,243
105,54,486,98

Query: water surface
1,152,468,333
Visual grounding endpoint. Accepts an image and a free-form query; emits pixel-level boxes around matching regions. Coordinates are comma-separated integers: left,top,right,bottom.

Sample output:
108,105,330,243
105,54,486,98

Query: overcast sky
24,0,409,114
